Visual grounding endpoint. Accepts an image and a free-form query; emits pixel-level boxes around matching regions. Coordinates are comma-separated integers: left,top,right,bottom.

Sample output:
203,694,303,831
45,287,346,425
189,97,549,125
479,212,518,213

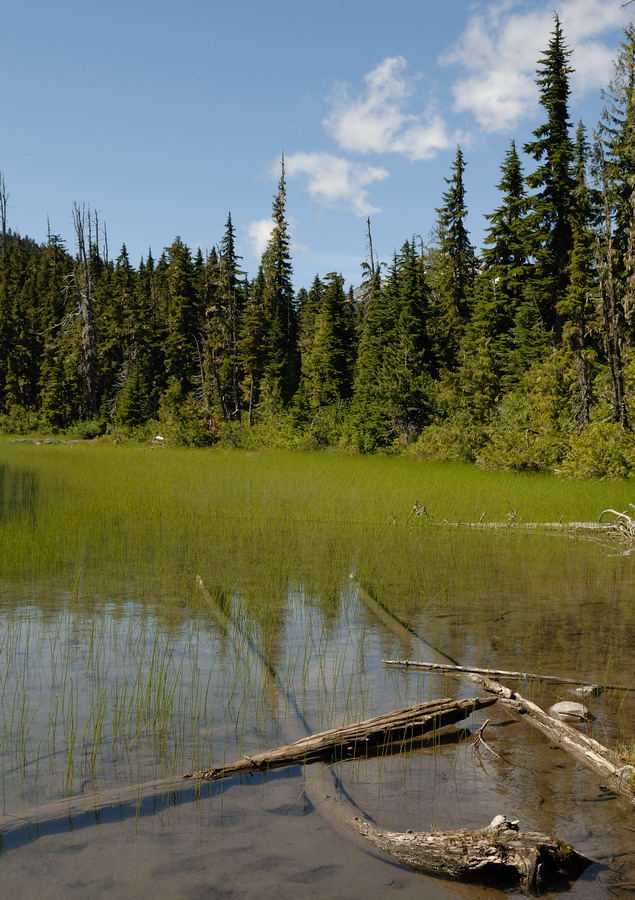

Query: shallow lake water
1,446,635,898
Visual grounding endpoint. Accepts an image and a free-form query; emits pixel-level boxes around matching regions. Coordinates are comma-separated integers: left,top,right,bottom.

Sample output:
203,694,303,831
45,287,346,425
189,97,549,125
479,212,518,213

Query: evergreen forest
3,19,635,477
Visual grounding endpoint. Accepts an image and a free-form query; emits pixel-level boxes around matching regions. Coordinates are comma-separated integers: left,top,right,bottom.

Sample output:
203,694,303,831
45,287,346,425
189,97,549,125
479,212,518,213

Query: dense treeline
2,19,635,476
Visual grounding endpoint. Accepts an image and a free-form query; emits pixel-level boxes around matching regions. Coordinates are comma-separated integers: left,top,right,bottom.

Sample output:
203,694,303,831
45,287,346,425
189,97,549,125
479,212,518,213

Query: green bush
409,421,489,462
559,423,635,478
67,418,107,440
157,379,216,447
0,405,46,435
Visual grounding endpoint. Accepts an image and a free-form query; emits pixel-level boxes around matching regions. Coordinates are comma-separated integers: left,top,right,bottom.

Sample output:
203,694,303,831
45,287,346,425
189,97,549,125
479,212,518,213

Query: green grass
1,443,632,579
1,442,635,811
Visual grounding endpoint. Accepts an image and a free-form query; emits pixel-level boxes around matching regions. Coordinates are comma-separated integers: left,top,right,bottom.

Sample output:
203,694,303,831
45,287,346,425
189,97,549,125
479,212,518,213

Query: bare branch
0,171,8,256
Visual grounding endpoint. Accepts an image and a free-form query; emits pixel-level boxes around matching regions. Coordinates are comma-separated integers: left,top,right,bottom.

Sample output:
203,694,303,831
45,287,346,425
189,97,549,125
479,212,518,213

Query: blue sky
2,0,632,289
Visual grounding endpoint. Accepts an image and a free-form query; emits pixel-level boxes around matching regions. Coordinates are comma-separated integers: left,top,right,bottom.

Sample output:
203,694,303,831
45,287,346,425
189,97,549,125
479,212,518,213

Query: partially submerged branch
385,662,635,804
383,659,635,693
355,580,635,805
0,698,492,847
184,696,497,781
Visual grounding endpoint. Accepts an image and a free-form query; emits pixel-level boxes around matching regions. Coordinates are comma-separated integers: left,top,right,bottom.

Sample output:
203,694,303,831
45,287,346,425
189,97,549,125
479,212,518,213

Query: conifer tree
37,231,77,425
259,157,297,403
239,159,297,415
475,141,529,371
594,136,628,427
430,147,477,369
239,267,266,423
1,237,43,411
97,245,131,410
354,241,433,447
71,203,98,418
299,272,355,409
161,237,202,391
204,214,245,421
523,15,575,342
559,123,597,428
599,23,635,344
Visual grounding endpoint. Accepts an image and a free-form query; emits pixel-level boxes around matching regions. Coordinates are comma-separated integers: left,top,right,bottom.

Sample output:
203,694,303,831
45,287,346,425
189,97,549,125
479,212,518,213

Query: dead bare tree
594,136,628,427
72,203,97,418
0,171,8,257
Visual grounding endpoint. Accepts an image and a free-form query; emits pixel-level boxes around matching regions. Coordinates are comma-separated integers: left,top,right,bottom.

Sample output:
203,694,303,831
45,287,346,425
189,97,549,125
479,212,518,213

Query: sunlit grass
1,443,632,585
0,443,634,817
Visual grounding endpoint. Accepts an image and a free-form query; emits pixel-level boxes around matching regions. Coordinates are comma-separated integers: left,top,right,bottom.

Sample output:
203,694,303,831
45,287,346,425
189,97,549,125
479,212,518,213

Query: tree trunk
0,697,493,847
352,815,591,893
184,695,496,781
355,581,635,805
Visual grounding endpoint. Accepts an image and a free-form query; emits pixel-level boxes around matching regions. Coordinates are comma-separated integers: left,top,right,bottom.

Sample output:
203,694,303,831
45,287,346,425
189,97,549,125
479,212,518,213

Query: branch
383,659,635,693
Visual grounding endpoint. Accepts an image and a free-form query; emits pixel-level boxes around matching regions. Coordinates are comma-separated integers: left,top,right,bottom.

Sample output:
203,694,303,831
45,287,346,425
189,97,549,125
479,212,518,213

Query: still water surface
1,448,635,898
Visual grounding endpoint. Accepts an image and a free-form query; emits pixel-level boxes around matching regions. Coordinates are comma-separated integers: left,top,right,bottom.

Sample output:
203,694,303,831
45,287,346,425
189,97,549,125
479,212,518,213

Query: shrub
157,379,216,447
559,423,635,478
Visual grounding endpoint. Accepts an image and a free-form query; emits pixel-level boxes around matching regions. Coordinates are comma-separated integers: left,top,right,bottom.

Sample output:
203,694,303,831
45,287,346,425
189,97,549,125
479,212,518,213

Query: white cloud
284,152,389,216
323,56,454,161
443,0,626,133
246,218,273,257
246,213,308,258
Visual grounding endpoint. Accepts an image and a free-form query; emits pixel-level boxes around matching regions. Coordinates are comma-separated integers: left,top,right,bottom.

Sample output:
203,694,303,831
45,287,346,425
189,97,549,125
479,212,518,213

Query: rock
570,684,602,697
548,701,591,722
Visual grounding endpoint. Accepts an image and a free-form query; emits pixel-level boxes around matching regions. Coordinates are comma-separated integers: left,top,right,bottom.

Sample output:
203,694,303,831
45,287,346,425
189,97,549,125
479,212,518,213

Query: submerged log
0,697,493,847
355,581,635,806
184,696,496,780
389,660,635,804
352,814,592,894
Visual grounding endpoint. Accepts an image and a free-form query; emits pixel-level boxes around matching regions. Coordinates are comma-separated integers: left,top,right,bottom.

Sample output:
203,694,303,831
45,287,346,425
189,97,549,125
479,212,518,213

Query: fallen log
351,814,592,894
355,580,635,806
0,698,491,847
183,696,497,780
496,688,635,804
383,659,635,694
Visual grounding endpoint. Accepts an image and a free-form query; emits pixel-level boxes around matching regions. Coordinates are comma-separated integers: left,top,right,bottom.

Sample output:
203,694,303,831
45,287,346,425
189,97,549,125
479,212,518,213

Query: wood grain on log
351,815,592,893
0,697,494,846
184,696,497,780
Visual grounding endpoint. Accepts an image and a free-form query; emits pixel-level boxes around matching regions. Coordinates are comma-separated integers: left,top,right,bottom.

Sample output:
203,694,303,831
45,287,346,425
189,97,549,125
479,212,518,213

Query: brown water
1,453,635,898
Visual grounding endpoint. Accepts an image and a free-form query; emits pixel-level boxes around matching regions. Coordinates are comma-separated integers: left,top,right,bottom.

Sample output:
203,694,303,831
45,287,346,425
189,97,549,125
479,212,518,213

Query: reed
0,442,634,825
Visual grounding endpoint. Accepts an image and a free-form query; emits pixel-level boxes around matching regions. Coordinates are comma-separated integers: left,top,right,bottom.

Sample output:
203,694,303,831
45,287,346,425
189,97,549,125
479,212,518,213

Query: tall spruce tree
523,15,575,343
559,123,597,428
240,159,297,415
204,214,245,420
260,157,297,403
299,272,355,410
430,146,477,369
71,203,98,418
161,237,202,392
599,23,635,345
475,141,529,376
594,136,628,426
38,231,77,426
354,241,433,447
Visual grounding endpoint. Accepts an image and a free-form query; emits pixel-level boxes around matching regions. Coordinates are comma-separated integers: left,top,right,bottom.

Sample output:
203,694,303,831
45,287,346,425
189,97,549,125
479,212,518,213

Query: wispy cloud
246,218,273,258
443,0,626,133
323,56,455,161
284,152,388,216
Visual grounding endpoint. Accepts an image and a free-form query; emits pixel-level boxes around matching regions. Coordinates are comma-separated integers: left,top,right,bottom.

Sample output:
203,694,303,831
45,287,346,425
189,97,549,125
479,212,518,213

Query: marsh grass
0,443,635,818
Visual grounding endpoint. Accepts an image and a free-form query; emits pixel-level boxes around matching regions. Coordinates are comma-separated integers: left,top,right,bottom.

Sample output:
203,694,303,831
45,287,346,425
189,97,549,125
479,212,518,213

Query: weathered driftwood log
384,667,635,802
184,696,497,781
498,687,635,803
383,659,635,694
0,698,493,847
355,582,635,806
351,814,592,894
